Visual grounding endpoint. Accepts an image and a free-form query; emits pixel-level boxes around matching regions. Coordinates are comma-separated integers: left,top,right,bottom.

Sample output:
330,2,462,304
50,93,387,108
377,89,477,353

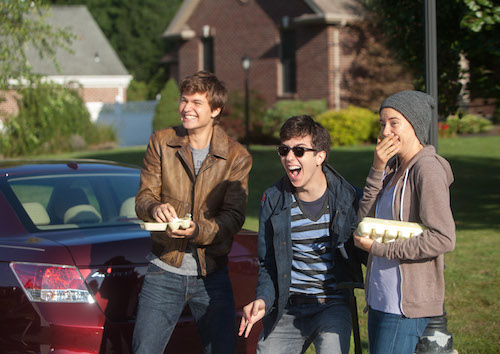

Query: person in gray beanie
353,90,456,354
379,90,436,146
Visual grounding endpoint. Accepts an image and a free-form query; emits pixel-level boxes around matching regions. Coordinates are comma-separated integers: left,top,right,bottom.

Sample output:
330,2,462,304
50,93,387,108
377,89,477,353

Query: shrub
127,80,149,101
459,114,492,134
445,115,460,136
0,81,116,157
444,114,492,135
438,121,455,138
152,78,180,131
85,122,117,147
316,106,379,146
262,99,328,140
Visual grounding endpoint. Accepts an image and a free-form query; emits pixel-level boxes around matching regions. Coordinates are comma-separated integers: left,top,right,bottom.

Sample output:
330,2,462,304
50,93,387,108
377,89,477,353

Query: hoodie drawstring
399,168,409,221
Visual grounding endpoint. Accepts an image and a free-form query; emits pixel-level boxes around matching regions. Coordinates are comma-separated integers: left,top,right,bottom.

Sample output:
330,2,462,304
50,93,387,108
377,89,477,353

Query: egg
180,218,191,229
384,227,398,242
168,218,181,231
398,229,412,240
357,222,372,237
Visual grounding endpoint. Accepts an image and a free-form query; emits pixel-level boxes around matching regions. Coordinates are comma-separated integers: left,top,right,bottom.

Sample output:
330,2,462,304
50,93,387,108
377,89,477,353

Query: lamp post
241,54,251,150
415,1,455,353
425,0,439,152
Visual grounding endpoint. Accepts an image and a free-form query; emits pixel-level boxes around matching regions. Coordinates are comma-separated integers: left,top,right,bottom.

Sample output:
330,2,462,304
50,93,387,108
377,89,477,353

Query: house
161,0,397,110
1,5,132,122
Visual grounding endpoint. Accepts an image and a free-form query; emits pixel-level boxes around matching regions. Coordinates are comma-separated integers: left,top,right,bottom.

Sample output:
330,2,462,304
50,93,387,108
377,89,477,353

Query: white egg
168,218,181,231
180,218,191,229
373,225,386,238
386,226,398,238
357,222,372,237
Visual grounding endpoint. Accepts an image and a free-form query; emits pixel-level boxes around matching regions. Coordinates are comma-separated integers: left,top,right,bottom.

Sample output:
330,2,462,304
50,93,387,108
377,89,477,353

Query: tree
344,20,414,111
461,0,500,32
460,0,499,100
364,0,499,116
0,0,74,89
152,78,180,132
49,0,183,90
0,80,116,157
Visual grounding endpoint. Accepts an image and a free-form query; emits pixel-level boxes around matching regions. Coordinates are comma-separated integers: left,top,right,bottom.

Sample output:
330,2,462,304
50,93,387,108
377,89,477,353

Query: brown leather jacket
135,125,252,276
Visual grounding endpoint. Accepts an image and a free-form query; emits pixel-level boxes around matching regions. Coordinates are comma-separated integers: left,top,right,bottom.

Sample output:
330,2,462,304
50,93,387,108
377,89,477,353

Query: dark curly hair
280,115,331,165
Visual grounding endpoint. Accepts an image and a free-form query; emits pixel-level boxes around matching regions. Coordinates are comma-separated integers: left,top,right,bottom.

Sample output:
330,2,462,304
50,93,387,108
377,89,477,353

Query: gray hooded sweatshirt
359,145,456,318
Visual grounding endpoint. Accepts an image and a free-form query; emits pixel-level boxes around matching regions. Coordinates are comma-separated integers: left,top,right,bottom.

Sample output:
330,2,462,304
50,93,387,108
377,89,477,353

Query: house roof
163,0,199,39
305,0,364,17
162,0,364,38
299,0,364,24
26,5,129,77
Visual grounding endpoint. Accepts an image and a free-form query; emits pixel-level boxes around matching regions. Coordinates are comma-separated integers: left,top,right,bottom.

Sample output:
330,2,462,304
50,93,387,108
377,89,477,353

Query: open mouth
288,166,301,178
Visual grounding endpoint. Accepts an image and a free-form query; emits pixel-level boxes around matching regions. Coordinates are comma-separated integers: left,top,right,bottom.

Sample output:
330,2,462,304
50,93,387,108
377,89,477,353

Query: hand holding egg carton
141,213,193,231
356,217,426,244
167,213,192,231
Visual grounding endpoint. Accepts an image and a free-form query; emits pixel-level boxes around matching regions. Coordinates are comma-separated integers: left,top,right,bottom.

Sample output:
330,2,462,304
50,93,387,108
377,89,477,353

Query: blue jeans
368,307,430,354
132,263,236,354
257,301,352,354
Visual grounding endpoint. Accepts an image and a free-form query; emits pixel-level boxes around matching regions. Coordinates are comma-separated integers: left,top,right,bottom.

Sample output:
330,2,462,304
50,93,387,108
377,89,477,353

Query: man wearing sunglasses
239,115,366,353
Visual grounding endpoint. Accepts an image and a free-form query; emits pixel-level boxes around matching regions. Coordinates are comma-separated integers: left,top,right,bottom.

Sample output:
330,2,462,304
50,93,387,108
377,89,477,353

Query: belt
287,295,341,306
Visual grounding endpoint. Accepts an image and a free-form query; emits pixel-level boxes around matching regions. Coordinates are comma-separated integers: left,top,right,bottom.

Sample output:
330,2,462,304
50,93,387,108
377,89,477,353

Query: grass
34,135,500,353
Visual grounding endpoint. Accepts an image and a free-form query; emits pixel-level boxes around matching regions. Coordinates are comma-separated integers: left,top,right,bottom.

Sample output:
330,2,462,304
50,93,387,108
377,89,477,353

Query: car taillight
10,262,94,303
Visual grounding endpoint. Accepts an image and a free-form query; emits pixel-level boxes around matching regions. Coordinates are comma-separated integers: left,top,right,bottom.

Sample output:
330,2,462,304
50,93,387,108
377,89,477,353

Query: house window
202,37,214,73
280,29,296,94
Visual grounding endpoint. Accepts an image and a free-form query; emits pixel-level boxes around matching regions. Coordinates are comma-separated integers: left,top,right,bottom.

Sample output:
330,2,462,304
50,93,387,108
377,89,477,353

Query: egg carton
141,213,192,231
356,217,426,243
167,213,192,231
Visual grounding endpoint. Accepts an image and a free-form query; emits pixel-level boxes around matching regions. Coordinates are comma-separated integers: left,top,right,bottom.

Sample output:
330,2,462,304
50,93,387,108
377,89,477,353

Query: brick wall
167,0,396,111
338,25,363,108
78,87,125,103
296,25,330,103
469,98,496,118
175,0,313,106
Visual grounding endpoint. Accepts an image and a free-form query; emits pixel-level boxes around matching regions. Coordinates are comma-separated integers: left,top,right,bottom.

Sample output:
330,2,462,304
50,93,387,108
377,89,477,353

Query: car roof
0,159,140,178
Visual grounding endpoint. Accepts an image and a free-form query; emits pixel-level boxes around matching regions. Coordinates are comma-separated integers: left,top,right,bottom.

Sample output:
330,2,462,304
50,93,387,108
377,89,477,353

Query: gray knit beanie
379,90,435,145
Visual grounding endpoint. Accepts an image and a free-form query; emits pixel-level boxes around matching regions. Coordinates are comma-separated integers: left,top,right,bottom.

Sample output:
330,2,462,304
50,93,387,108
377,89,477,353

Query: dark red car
0,160,260,353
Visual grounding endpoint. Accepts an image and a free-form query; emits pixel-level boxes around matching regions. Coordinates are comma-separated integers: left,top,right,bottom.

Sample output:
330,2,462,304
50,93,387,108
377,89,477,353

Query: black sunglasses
276,145,317,157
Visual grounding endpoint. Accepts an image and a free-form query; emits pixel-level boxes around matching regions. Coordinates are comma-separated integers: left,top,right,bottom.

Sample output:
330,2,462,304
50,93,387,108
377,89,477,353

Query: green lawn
39,135,500,353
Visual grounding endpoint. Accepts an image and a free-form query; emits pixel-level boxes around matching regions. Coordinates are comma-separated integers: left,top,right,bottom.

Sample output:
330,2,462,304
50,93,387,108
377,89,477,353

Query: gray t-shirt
191,144,210,176
147,144,210,276
368,178,403,315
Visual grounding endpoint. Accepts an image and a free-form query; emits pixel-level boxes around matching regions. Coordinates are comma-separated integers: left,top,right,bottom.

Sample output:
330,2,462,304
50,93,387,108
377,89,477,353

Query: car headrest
119,197,137,218
64,204,102,224
23,202,50,226
48,186,91,222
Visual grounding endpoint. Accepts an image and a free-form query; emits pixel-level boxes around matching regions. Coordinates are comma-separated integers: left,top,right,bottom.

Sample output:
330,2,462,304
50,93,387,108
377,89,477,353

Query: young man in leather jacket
133,71,252,354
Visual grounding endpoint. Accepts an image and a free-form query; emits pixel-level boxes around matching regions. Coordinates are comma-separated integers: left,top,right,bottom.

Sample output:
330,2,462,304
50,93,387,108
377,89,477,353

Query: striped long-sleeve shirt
289,194,342,299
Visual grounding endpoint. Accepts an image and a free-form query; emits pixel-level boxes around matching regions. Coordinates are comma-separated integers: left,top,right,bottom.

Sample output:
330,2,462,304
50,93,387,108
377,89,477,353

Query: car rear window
7,173,140,230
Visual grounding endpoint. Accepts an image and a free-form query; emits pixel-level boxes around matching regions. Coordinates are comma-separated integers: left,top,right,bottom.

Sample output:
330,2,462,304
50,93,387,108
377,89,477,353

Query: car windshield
7,173,140,230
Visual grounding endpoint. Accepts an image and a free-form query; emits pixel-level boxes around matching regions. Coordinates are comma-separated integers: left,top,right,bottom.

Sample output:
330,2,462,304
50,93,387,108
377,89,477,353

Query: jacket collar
324,164,357,210
167,125,229,160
